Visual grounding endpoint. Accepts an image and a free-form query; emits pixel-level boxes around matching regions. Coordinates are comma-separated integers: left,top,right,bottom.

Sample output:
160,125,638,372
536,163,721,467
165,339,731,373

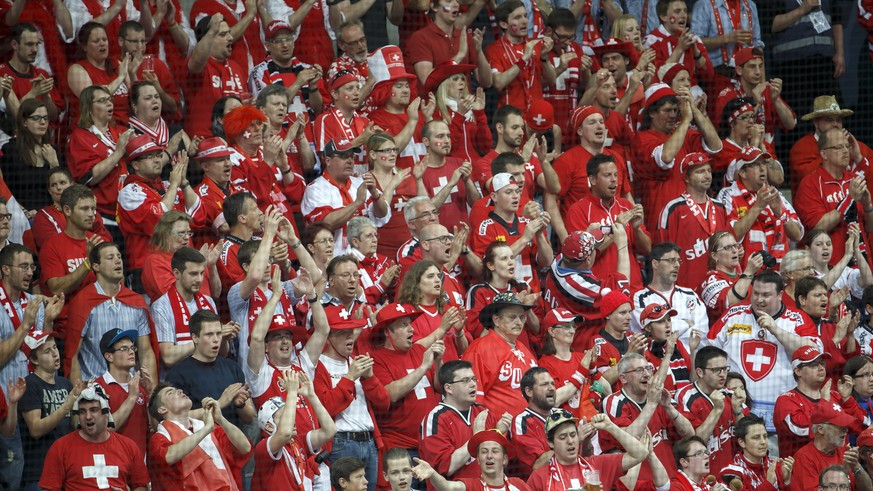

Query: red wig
223,105,268,143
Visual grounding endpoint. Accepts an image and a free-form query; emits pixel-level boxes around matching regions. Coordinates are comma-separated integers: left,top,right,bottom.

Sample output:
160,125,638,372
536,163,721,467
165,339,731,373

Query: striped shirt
0,292,44,403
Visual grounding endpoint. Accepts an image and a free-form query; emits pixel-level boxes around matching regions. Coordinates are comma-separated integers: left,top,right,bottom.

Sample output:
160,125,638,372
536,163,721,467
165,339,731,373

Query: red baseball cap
810,402,856,427
733,47,762,68
858,427,873,448
543,308,584,330
791,345,831,369
194,137,233,160
22,328,57,358
678,152,712,175
525,99,554,131
265,20,294,39
640,303,677,326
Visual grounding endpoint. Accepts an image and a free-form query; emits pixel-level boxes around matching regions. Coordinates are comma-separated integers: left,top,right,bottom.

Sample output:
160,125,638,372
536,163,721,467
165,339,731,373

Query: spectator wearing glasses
676,346,745,477
347,216,400,305
397,198,480,282
817,465,854,491
95,328,153,455
141,211,221,302
796,127,873,270
790,405,872,491
419,360,495,484
775,345,866,459
0,99,59,215
671,436,730,491
542,9,590,150
365,132,419,258
0,24,65,126
119,22,182,123
302,222,336,277
697,231,762,324
705,271,817,443
414,223,471,309
717,146,803,268
601,352,695,481
397,196,439,268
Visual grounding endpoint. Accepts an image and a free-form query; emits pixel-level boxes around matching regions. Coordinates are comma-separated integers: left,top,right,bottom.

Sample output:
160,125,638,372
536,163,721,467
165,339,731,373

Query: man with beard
302,139,389,255
412,429,531,490
95,328,153,454
148,382,252,489
528,411,648,490
511,367,561,476
184,14,245,138
719,414,795,490
545,106,633,241
40,386,149,491
774,345,866,458
566,153,650,290
601,352,695,481
471,174,552,292
716,147,803,266
795,127,873,268
417,120,481,231
705,271,817,442
660,152,731,290
472,105,558,201
0,23,64,123
676,346,745,478
634,83,722,232
150,247,219,370
194,138,247,245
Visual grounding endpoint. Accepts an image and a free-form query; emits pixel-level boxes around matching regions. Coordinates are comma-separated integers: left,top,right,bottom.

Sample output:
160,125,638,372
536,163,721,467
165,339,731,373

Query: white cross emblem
834,403,842,412
395,304,407,313
83,454,119,489
525,162,535,172
275,316,286,325
745,347,772,372
339,308,350,320
249,306,263,323
408,368,431,399
394,197,407,212
434,176,457,198
532,113,546,126
391,53,401,61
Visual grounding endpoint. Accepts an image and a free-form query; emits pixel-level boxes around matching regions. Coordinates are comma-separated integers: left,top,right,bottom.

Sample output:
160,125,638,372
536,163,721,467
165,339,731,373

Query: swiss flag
740,339,778,382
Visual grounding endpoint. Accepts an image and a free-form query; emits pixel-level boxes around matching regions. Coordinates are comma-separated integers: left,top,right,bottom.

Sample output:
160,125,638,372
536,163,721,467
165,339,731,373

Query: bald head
419,224,453,265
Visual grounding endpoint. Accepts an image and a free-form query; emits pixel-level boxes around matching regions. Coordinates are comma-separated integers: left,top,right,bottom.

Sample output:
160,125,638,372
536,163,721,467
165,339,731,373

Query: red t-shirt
543,43,587,149
251,435,312,491
485,36,545,109
419,402,486,481
141,249,214,302
277,0,333,68
183,56,245,137
406,23,477,76
95,373,149,455
789,442,852,491
68,60,130,127
190,0,265,73
0,63,64,113
40,431,149,491
31,205,111,252
421,157,470,231
410,304,470,362
471,212,541,291
675,382,737,475
527,454,625,491
66,126,128,218
551,145,630,218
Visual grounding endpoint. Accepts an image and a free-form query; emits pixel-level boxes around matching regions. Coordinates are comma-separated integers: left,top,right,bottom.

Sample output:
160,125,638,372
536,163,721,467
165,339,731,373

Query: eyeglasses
341,36,367,47
623,365,655,376
446,376,478,385
123,38,147,45
111,345,138,353
853,372,873,379
548,409,574,421
425,234,454,244
657,257,682,265
821,485,851,491
374,147,399,154
0,213,11,222
313,237,335,245
552,32,575,42
172,230,194,238
93,97,112,105
333,272,361,281
704,366,730,374
824,144,851,152
717,243,741,252
27,115,50,123
268,37,294,45
414,210,439,221
11,264,36,272
686,450,710,459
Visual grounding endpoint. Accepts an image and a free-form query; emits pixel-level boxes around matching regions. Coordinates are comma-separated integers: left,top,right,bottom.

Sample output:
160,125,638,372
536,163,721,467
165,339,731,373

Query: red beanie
223,105,268,143
600,290,631,318
569,105,604,131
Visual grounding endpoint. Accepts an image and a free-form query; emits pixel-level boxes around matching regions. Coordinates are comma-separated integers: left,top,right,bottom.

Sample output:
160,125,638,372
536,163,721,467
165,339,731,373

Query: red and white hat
733,47,762,68
810,402,855,427
591,38,638,65
325,306,369,331
525,99,554,131
194,137,233,160
678,152,712,174
368,46,414,86
561,230,605,262
371,303,422,338
657,63,688,86
569,105,603,130
725,146,772,182
329,70,361,92
791,345,831,369
265,20,294,39
22,327,57,358
491,173,520,193
640,303,677,326
644,83,676,108
543,308,584,330
125,134,166,160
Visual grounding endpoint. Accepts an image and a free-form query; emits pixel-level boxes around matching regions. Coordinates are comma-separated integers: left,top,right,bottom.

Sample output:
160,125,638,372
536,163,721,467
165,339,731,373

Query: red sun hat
125,134,166,160
423,60,476,94
592,38,639,66
325,306,369,331
371,303,423,338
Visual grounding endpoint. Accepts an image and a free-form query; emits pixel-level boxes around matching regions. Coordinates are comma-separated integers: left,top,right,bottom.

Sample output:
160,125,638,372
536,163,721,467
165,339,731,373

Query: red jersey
645,340,693,395
719,453,780,491
421,157,471,231
586,329,631,378
368,109,428,170
419,402,485,480
601,388,680,481
527,454,625,491
657,193,730,290
675,382,737,474
313,106,370,174
565,194,649,291
543,43,588,148
645,25,714,87
410,304,470,362
510,408,549,477
485,36,545,109
471,212,541,291
538,353,599,419
66,126,128,218
195,177,247,245
142,0,190,78
96,372,149,455
472,150,542,204
373,173,417,258
633,128,711,232
795,165,871,266
462,330,538,416
433,108,492,164
183,56,245,138
39,231,98,335
773,388,866,458
251,435,313,491
789,442,853,491
217,236,247,287
190,0,264,73
68,60,130,126
40,431,149,491
31,205,111,252
0,63,64,113
406,23,478,77
372,344,439,449
789,134,873,196
697,269,741,325
274,0,332,68
229,146,302,224
551,145,631,218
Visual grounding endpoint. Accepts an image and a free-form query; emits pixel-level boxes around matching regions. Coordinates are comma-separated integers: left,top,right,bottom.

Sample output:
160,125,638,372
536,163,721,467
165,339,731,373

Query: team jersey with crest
773,388,867,458
471,212,541,291
630,285,709,347
658,194,730,291
463,330,538,417
419,403,486,482
675,382,737,475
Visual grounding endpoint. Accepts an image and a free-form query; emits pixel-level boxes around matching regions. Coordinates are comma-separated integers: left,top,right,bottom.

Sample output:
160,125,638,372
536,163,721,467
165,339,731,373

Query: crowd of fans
3,0,873,489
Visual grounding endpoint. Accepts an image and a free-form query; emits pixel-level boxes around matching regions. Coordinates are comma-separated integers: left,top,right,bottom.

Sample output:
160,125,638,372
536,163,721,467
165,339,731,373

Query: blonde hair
435,74,470,122
149,211,192,252
78,85,113,129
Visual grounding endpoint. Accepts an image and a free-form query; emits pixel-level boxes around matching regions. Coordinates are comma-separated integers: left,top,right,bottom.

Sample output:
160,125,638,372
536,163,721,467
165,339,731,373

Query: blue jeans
0,429,23,491
329,435,378,491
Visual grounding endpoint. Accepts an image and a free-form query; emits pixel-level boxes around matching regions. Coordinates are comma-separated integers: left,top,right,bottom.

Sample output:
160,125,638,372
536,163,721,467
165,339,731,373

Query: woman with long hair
0,99,59,214
66,85,135,235
714,97,782,186
428,62,492,163
367,132,416,257
611,14,644,52
725,371,751,410
807,226,873,297
128,80,191,157
141,211,221,301
397,260,469,361
31,168,111,251
210,95,242,139
466,242,540,343
67,22,131,126
844,356,873,426
697,230,763,324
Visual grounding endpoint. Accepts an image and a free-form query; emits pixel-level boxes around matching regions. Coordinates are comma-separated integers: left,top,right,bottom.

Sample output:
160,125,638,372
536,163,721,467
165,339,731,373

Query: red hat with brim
733,47,762,68
424,61,477,94
467,429,513,457
325,306,369,331
592,38,639,66
194,137,234,160
371,303,423,340
810,403,856,427
265,20,294,39
22,328,58,359
543,308,585,330
678,152,713,175
126,134,166,160
858,427,873,448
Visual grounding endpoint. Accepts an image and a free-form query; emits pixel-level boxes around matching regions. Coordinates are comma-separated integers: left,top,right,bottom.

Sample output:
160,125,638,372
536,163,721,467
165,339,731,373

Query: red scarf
246,286,295,345
158,419,239,491
0,283,27,330
580,0,600,49
682,193,720,235
168,288,215,343
322,171,353,206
